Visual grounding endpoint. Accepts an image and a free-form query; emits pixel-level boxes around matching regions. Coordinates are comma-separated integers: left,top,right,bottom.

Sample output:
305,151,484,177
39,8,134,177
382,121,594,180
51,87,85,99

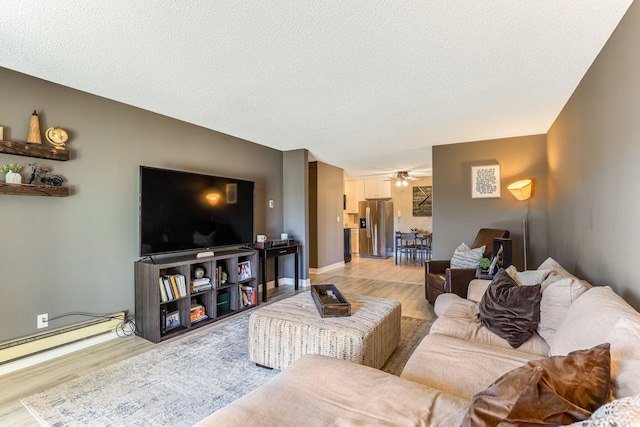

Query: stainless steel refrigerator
358,200,394,258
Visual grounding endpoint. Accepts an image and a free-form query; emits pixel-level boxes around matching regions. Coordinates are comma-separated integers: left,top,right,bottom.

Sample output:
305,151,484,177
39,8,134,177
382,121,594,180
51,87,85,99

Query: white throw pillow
537,257,585,288
450,242,485,269
537,277,590,344
505,265,551,287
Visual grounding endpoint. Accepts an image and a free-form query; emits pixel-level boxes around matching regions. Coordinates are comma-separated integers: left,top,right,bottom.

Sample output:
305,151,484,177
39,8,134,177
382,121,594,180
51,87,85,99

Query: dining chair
397,233,418,264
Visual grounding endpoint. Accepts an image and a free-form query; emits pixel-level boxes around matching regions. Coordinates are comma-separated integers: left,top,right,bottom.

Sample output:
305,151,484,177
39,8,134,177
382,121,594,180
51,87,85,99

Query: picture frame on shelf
238,261,251,281
166,310,180,331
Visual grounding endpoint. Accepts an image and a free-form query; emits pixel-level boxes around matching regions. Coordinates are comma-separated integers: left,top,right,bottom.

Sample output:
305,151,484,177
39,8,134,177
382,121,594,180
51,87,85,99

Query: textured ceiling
1,1,633,179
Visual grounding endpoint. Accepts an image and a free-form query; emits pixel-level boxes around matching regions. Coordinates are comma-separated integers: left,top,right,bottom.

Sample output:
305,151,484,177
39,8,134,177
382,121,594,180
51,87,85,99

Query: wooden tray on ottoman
311,284,351,317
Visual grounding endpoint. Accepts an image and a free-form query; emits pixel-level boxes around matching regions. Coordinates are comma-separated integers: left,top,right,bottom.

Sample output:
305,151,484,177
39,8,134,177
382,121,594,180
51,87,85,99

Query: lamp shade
507,179,532,201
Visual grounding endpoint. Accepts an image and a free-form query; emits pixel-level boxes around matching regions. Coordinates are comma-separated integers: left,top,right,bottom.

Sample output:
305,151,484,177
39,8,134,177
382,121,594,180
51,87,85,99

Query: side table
252,244,300,302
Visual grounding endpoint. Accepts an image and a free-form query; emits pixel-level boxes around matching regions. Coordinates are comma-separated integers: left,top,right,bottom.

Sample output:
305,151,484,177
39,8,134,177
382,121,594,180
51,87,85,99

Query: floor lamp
507,179,533,270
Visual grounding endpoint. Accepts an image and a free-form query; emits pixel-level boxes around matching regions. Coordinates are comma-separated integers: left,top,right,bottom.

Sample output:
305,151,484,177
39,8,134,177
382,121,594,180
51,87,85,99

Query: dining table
395,232,431,266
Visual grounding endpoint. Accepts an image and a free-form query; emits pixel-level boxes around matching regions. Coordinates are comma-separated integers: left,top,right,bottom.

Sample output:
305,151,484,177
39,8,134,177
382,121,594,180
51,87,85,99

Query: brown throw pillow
478,269,541,348
462,343,612,427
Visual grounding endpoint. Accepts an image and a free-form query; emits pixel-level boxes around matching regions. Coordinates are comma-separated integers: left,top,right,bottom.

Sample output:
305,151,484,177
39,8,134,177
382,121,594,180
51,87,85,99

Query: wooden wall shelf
0,183,69,197
0,140,69,161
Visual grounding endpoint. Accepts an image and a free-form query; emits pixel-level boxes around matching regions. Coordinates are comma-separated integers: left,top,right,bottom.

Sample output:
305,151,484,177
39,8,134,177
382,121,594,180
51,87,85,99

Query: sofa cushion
450,242,485,268
537,277,590,344
433,292,478,318
606,318,640,398
467,279,492,303
462,343,612,427
478,270,542,348
431,315,550,356
196,354,470,427
550,286,640,357
401,333,544,400
432,293,549,356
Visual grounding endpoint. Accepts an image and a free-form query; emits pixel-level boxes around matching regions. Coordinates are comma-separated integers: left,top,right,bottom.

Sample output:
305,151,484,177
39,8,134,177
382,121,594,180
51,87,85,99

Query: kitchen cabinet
351,229,359,254
344,179,365,213
364,178,391,199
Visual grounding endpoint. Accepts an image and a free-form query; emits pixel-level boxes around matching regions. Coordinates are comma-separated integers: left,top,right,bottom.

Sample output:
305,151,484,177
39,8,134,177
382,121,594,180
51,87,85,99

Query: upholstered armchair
425,228,510,304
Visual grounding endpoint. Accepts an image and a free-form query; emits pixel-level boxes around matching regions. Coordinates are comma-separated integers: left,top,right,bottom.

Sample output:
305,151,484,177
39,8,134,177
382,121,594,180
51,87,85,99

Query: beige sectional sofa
196,258,640,426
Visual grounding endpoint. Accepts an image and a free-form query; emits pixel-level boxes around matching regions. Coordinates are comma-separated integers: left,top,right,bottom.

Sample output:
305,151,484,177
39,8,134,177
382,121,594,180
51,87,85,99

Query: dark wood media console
134,248,259,343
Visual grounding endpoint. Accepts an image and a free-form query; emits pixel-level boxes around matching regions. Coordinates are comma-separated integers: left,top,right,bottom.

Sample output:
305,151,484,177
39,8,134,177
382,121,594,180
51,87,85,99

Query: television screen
139,166,254,256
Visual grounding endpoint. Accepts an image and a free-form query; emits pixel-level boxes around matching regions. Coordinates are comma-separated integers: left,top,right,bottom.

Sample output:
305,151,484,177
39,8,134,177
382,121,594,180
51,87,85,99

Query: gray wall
432,135,548,269
308,161,344,268
0,67,286,341
283,149,309,282
547,1,640,308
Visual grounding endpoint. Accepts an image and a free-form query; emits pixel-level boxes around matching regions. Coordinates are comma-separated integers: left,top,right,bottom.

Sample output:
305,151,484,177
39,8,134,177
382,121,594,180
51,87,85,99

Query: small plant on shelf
479,257,491,272
1,163,22,174
2,163,23,184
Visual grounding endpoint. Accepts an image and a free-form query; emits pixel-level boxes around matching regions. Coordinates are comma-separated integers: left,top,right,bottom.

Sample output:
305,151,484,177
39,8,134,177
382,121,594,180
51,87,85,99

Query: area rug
22,312,432,427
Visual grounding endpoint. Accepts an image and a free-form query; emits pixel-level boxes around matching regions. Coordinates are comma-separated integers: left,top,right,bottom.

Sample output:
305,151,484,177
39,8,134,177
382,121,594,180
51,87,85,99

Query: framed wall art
412,186,432,216
471,164,501,199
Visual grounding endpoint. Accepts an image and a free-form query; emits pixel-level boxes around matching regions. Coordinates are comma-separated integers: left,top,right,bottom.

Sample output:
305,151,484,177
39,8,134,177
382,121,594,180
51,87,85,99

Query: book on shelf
159,274,189,301
159,277,169,302
190,303,206,322
240,285,256,307
169,275,180,299
191,277,212,293
160,307,167,335
191,315,209,324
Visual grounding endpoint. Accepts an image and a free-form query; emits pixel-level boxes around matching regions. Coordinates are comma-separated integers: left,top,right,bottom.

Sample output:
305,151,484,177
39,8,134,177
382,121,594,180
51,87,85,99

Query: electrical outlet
37,313,48,329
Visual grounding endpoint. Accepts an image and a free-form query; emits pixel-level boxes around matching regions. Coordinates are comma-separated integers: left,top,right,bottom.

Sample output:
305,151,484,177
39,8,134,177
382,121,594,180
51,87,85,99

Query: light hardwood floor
0,255,431,426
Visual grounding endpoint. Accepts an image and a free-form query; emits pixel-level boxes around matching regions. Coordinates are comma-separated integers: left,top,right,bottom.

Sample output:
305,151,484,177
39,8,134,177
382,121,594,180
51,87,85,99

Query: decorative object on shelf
193,266,205,280
479,257,491,275
471,164,501,198
507,179,533,270
220,270,228,285
238,261,251,281
165,310,181,331
45,127,68,150
27,110,42,144
412,186,432,216
1,163,22,184
27,163,64,186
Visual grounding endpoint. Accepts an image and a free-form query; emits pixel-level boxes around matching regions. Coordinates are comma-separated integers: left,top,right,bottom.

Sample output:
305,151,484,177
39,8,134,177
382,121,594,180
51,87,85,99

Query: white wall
391,177,433,234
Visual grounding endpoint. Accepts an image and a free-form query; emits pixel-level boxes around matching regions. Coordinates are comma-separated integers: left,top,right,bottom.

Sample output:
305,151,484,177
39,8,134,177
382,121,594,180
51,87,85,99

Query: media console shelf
135,248,259,343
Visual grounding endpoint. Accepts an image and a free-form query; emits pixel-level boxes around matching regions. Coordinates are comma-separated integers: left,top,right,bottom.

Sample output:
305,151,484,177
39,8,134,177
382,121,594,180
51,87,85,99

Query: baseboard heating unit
0,311,127,375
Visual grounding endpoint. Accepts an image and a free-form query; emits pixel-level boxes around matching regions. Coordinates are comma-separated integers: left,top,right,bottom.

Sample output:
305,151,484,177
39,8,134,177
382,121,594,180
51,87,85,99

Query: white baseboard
308,261,345,275
273,277,311,288
0,331,119,376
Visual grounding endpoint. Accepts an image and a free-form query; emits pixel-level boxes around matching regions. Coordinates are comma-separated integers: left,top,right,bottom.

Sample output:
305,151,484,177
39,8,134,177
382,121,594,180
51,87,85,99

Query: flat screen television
139,166,254,257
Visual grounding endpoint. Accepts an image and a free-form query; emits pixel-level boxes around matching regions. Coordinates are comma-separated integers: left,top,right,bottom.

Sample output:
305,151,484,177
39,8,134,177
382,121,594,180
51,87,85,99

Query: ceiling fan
391,171,416,187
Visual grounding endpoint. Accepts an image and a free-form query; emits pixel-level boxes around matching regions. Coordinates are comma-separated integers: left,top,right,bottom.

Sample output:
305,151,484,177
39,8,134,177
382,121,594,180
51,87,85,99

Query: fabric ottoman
248,292,401,370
